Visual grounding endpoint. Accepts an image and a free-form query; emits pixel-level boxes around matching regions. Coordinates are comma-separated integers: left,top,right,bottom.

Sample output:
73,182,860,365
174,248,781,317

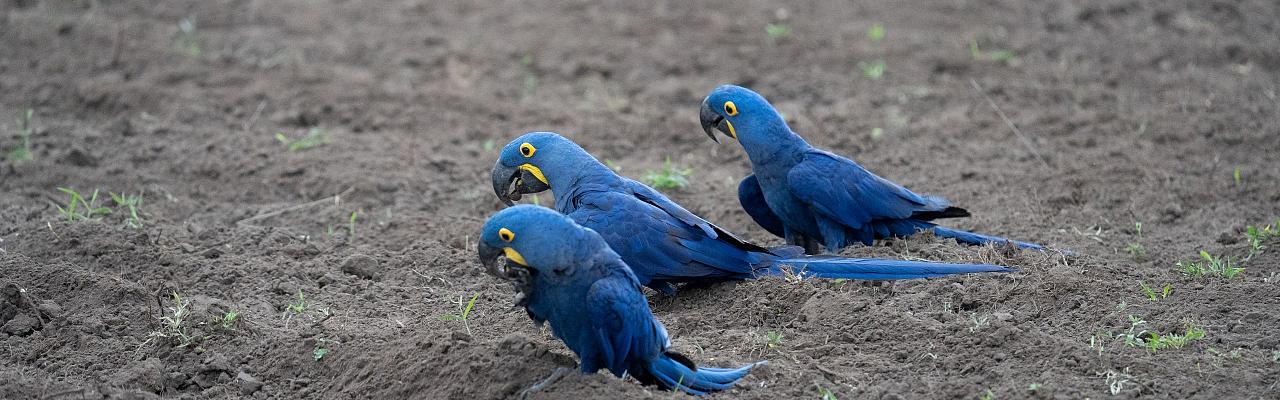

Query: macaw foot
519,367,572,400
786,234,822,255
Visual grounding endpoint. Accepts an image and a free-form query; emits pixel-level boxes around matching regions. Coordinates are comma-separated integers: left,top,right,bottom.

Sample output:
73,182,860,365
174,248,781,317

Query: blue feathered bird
478,205,758,395
699,84,1046,254
491,132,1012,294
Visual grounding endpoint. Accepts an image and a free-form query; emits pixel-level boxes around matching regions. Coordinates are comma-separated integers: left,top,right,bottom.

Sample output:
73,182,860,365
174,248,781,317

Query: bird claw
519,367,572,400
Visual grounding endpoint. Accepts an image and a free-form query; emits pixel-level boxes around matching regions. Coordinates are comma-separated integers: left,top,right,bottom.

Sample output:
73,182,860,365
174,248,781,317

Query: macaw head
698,84,789,146
477,205,605,301
491,131,596,205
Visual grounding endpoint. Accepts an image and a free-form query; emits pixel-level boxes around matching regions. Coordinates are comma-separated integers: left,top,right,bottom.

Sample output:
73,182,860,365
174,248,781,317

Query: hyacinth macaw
490,132,1011,295
699,84,1045,254
477,205,758,395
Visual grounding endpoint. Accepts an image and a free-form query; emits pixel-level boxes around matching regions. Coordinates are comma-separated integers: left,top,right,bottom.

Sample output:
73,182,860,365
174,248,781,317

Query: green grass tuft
56,187,112,222
276,128,329,152
642,157,692,190
7,108,34,165
859,59,886,79
1177,251,1243,278
441,293,480,335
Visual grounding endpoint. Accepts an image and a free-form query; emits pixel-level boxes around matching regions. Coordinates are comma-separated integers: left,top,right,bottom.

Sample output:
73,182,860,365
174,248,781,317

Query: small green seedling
152,291,195,347
870,127,884,139
979,389,995,400
867,23,885,42
1027,383,1043,392
764,331,783,348
109,191,144,228
313,338,335,361
1125,222,1145,261
1232,167,1242,185
969,39,1017,64
347,211,358,238
8,108,33,165
1138,281,1170,301
275,128,329,152
642,157,692,190
482,139,495,152
859,59,886,79
55,187,112,222
969,313,990,332
220,309,240,330
441,293,479,335
521,53,538,95
287,290,308,314
817,384,838,400
1177,251,1243,278
177,17,201,57
1245,220,1278,259
765,23,792,42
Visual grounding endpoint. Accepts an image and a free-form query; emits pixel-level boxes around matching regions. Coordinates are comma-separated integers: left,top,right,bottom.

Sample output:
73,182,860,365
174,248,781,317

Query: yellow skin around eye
520,143,537,157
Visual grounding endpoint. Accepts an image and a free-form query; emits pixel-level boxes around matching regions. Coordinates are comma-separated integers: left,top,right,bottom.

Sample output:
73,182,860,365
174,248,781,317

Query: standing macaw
477,205,758,395
699,84,1046,255
491,132,1011,295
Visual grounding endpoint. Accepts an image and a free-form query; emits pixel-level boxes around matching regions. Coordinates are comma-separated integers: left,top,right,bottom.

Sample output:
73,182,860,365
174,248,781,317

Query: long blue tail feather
760,256,1011,280
930,226,1044,250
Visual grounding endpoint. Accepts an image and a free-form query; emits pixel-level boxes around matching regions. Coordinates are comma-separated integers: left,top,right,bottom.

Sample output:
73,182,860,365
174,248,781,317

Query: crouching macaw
490,132,1011,295
478,205,759,395
699,84,1046,254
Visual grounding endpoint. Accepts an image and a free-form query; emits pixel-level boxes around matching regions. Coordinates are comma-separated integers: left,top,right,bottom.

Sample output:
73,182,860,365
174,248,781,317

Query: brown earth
2,0,1279,399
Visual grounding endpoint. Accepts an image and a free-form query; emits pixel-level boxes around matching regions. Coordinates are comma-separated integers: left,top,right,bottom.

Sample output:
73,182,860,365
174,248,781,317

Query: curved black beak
477,241,506,278
477,240,535,306
699,98,729,143
491,161,550,206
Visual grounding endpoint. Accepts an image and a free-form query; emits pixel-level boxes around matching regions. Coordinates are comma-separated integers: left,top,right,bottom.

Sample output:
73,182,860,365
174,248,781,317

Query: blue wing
570,190,771,290
584,272,665,375
737,174,786,238
786,150,959,230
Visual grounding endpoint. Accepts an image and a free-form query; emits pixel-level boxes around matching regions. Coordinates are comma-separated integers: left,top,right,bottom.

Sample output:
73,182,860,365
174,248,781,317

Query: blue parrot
698,84,1045,254
477,205,758,395
490,132,1012,295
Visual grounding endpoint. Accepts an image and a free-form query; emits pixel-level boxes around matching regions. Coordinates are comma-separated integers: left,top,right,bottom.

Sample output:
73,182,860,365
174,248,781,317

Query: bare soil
2,0,1279,399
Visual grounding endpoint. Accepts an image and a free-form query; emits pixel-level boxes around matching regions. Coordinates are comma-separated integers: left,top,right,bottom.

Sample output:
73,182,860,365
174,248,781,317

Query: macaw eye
723,101,738,116
519,143,537,157
498,228,515,242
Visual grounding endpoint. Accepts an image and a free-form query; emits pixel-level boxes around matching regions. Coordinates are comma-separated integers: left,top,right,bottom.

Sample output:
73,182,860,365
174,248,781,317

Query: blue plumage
699,84,1046,254
477,205,757,395
491,132,1013,295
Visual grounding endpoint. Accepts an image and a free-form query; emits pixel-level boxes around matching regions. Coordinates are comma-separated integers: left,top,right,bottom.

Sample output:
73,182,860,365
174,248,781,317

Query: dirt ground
2,0,1278,398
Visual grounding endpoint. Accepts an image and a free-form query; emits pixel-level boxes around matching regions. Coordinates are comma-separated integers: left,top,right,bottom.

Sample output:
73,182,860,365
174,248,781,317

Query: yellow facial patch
498,228,515,242
503,247,528,266
519,142,537,157
723,101,738,116
724,120,737,139
519,163,549,185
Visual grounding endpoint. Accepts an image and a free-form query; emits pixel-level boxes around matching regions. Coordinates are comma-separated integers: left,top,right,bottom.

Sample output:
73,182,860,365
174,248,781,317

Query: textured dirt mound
3,0,1279,399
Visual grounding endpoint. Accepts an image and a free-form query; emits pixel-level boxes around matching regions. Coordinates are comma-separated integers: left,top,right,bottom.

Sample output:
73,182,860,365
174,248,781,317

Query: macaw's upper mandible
698,84,1050,254
476,205,759,395
490,131,1015,295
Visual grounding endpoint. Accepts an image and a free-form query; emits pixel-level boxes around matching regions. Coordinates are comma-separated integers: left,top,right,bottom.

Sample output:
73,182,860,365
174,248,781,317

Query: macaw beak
491,161,551,206
477,241,535,306
699,98,734,143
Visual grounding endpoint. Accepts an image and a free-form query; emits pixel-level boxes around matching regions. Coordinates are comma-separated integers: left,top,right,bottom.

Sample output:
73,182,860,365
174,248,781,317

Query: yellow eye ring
519,143,537,157
498,228,515,242
723,101,738,116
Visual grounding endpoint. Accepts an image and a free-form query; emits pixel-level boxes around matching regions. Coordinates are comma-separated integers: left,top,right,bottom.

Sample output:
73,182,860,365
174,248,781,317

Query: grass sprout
287,290,307,314
275,128,329,152
55,187,112,222
817,384,837,400
1139,281,1170,301
1177,251,1243,278
1125,222,1145,261
764,331,783,348
1245,220,1279,260
859,59,886,79
642,157,692,190
150,291,195,347
220,309,240,330
7,108,33,165
765,23,792,43
867,23,885,42
441,293,479,335
969,39,1017,64
109,191,144,228
177,17,201,57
